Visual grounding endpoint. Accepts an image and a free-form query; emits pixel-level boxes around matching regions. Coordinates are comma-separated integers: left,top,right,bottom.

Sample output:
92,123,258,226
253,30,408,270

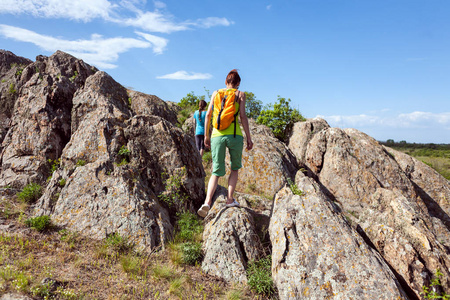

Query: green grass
246,255,275,296
17,183,42,203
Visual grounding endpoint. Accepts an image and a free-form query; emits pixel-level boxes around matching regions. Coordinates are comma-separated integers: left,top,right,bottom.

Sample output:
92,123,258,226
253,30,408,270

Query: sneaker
225,200,240,208
197,204,210,218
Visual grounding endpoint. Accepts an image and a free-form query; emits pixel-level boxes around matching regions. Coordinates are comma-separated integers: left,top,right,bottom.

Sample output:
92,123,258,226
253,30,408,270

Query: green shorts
211,135,244,177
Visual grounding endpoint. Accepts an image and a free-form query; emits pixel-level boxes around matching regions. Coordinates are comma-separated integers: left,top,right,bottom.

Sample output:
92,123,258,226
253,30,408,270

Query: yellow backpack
212,88,240,136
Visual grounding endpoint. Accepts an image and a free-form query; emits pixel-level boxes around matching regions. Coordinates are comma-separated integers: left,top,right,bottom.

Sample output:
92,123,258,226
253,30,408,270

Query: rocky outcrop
1,51,449,299
0,50,33,150
201,186,264,283
128,90,178,126
35,71,205,250
0,51,95,187
230,119,299,198
270,172,409,299
289,119,450,298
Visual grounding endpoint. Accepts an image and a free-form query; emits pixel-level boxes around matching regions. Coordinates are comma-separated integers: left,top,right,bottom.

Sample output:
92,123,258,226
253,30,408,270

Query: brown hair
225,69,241,87
198,100,207,112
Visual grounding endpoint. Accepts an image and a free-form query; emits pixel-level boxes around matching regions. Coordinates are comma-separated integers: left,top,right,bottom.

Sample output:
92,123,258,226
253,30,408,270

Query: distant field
380,142,450,180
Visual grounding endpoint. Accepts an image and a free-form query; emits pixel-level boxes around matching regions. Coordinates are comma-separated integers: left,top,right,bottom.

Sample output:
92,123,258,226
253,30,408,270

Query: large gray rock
202,186,264,283
128,90,178,126
0,294,34,300
0,50,33,148
287,117,330,163
228,120,299,198
0,51,95,187
35,71,205,250
289,121,450,298
270,172,409,299
386,146,450,245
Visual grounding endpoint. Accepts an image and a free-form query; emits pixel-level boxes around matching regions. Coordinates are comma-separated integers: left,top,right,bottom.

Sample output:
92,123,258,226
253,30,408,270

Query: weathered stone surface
294,122,450,298
0,50,33,149
202,186,264,283
232,119,299,197
0,51,95,187
287,117,330,163
0,293,34,300
270,172,409,299
35,71,205,250
128,90,178,126
182,115,196,137
386,146,450,242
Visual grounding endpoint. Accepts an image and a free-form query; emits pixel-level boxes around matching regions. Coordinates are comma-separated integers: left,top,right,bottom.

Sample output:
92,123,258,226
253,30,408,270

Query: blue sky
0,0,449,143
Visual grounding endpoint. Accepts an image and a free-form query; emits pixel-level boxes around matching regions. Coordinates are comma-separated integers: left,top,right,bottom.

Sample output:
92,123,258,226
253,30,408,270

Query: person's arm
238,91,253,151
204,92,216,149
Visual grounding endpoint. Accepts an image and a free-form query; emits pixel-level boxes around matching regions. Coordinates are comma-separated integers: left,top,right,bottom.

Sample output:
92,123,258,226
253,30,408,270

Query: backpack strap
233,90,240,138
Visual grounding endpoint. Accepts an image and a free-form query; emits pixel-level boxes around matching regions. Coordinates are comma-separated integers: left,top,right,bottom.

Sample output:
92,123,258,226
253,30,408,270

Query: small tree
257,96,305,141
178,92,205,110
244,92,262,120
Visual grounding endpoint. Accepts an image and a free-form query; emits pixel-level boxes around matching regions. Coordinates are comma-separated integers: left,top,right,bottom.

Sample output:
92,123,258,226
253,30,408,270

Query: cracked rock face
270,173,409,299
0,51,95,187
289,119,450,298
201,186,264,283
34,68,204,250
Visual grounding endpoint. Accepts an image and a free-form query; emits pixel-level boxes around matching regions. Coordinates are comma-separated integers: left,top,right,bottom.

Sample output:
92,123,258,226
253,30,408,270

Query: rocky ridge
0,50,449,299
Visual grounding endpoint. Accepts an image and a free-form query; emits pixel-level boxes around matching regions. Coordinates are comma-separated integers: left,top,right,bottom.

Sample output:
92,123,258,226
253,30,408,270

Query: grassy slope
0,188,272,300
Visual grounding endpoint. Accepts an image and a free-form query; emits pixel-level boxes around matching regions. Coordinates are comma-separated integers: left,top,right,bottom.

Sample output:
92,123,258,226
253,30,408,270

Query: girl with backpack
193,100,207,157
197,69,253,218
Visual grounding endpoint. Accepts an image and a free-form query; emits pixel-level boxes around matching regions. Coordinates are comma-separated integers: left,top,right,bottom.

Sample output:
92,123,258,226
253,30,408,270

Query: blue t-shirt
193,110,206,135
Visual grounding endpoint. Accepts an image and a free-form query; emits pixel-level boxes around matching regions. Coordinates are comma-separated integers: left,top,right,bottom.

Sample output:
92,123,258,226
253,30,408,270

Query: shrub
247,255,275,296
158,167,187,209
8,83,16,95
17,183,42,203
287,178,304,196
104,232,133,254
181,242,203,265
76,160,86,167
202,151,212,164
25,215,52,232
422,269,450,299
175,211,203,242
257,96,305,141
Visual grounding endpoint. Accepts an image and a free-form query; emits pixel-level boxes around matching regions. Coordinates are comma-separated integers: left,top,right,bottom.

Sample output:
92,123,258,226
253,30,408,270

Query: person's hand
246,138,253,151
204,136,211,149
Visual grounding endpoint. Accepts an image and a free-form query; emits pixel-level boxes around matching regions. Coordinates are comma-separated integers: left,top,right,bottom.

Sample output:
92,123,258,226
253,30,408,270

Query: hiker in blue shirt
193,100,207,157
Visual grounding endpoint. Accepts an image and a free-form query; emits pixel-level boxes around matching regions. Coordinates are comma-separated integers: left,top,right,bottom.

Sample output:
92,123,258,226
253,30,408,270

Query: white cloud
266,5,272,10
317,111,450,130
135,31,168,54
0,24,151,69
192,17,234,29
157,71,213,80
0,0,234,33
0,0,113,21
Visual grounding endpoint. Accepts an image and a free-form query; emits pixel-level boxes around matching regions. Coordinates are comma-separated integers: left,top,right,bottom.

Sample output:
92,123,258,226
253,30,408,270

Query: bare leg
227,169,239,204
200,149,204,157
205,174,219,206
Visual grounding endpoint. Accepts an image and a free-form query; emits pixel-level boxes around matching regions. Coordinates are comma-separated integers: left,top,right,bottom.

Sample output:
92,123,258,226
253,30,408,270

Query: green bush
181,242,203,265
247,255,275,296
257,96,305,142
17,183,42,203
175,211,203,242
158,167,187,209
287,178,304,196
25,215,52,232
422,269,450,300
202,151,212,164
